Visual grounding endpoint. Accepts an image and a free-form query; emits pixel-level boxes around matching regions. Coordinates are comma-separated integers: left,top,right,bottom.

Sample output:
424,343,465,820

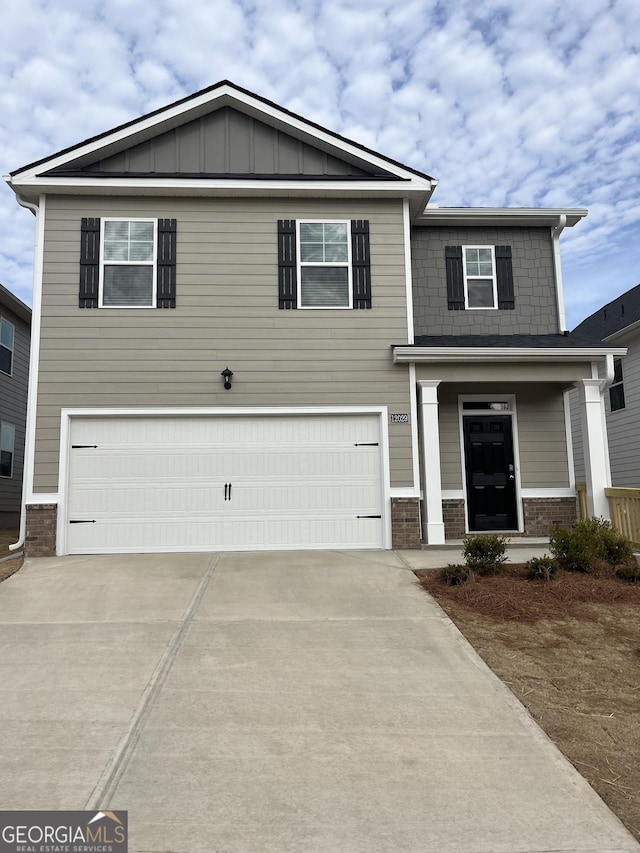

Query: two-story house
570,284,640,488
0,283,31,529
5,81,620,556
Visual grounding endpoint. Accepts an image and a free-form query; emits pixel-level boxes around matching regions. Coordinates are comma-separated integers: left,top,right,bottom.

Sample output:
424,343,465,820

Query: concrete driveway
0,550,638,853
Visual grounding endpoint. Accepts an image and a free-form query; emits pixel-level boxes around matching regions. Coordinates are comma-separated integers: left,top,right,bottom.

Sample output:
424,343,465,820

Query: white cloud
0,0,639,325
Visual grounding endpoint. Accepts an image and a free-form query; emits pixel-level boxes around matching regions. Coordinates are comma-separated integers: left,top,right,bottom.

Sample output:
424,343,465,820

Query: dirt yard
0,529,23,581
415,563,640,842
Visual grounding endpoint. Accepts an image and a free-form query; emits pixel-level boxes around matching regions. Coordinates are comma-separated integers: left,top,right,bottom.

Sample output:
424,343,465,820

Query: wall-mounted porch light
221,367,234,390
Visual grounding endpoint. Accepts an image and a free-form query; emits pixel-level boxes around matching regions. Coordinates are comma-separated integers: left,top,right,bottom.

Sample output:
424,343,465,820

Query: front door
463,415,518,531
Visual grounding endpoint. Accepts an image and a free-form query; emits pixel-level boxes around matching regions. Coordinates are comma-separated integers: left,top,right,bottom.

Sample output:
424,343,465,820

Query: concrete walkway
0,550,637,853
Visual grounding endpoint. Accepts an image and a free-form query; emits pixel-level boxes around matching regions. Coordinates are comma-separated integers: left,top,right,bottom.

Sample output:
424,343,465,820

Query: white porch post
418,380,446,544
578,378,611,519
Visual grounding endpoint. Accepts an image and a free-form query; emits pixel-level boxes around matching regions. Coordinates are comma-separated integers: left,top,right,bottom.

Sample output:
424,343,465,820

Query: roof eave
392,345,626,364
415,207,588,228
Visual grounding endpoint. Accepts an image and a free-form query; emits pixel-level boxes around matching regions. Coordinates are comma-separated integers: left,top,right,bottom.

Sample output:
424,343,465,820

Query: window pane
130,222,154,240
104,221,129,240
129,241,154,261
0,422,14,452
301,267,349,307
300,223,324,241
613,358,623,383
610,384,625,412
300,244,324,262
0,319,14,349
0,450,12,478
324,223,348,242
104,242,129,261
324,244,349,262
104,221,154,261
0,346,11,375
300,222,348,263
103,266,154,306
468,279,495,308
477,248,492,263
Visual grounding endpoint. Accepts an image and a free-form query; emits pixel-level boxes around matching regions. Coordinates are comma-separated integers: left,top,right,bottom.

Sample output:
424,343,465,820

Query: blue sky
1,0,639,328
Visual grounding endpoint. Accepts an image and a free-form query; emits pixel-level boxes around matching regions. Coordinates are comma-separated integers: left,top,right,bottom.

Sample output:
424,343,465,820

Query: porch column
577,379,611,519
418,380,446,544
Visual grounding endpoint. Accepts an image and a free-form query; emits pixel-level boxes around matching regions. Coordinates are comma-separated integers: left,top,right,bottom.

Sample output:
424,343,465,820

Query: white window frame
98,218,157,309
609,357,625,412
296,220,353,310
0,421,15,478
463,245,498,310
0,317,15,376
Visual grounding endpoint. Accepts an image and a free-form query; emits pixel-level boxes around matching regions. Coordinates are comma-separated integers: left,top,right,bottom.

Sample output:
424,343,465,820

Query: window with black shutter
278,219,371,309
445,245,515,310
79,218,177,308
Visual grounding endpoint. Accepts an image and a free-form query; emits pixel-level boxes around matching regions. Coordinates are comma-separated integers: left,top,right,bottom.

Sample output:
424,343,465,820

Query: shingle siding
411,226,559,336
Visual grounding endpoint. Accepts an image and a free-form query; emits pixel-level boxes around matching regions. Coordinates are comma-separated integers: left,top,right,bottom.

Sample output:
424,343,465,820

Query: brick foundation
442,496,577,540
391,497,422,549
25,504,57,557
522,497,577,535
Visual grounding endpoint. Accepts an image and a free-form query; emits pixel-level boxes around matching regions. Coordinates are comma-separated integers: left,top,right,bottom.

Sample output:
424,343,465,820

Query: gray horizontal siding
412,226,560,336
436,384,570,490
603,340,640,487
0,306,30,520
35,196,414,492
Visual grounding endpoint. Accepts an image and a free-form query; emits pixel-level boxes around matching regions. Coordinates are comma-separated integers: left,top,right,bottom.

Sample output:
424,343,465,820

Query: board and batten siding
0,306,30,523
35,196,412,493
433,384,571,490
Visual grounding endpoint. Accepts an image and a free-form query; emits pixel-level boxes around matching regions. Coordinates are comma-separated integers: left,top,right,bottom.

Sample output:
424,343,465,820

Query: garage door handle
224,483,233,501
71,445,98,449
357,515,382,519
355,442,379,447
70,519,96,524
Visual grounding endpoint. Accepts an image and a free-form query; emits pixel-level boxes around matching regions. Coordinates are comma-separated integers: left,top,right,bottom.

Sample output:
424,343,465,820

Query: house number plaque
390,413,410,424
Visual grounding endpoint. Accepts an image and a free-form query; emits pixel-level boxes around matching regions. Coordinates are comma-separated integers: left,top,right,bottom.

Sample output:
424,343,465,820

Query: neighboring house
5,81,620,556
0,283,31,529
570,284,640,488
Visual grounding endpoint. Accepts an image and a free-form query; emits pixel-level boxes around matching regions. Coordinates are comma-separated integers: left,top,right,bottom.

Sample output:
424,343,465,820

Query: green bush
549,517,634,572
462,535,508,576
440,564,470,586
616,563,640,583
526,555,558,581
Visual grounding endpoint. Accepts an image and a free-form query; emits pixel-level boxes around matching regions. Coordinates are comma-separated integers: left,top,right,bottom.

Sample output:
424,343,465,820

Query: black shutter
351,220,371,309
445,246,465,310
278,220,297,309
157,219,177,308
79,218,100,308
495,245,515,309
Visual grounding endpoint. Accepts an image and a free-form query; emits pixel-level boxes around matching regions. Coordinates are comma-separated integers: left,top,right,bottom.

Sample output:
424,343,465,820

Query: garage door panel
66,414,384,554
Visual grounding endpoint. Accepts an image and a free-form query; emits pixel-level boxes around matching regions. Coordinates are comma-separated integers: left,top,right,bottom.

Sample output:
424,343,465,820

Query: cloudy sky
1,0,638,328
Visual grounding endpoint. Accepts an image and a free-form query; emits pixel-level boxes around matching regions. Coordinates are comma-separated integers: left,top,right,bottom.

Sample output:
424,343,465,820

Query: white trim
402,199,414,344
56,405,392,556
296,219,352,310
418,208,587,227
417,380,445,544
462,245,498,310
563,389,576,490
551,216,567,332
26,494,58,504
389,487,421,498
10,84,436,190
520,488,577,498
442,490,464,499
458,394,523,534
98,218,158,309
408,363,420,491
393,346,627,363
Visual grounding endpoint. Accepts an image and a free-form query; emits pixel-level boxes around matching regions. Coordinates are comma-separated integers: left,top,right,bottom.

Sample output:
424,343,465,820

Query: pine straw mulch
0,529,23,582
415,562,640,842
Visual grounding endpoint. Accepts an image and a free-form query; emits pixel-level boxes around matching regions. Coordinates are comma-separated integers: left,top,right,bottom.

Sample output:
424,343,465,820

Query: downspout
552,214,567,333
8,192,43,551
598,353,615,485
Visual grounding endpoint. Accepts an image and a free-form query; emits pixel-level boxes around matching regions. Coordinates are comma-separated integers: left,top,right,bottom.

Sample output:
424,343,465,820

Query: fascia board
7,175,434,198
9,83,436,187
392,346,627,363
416,208,588,228
603,319,640,342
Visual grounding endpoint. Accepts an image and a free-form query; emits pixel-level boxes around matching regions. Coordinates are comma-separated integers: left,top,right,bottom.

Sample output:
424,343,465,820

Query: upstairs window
101,219,157,307
0,317,14,375
0,422,14,477
298,221,351,308
609,358,625,412
463,247,497,309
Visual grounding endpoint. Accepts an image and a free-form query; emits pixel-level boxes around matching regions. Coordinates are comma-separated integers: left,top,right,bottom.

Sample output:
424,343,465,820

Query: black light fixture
221,367,233,390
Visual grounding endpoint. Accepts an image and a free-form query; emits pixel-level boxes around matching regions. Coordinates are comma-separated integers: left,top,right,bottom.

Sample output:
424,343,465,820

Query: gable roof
6,80,437,215
571,283,640,342
0,282,31,326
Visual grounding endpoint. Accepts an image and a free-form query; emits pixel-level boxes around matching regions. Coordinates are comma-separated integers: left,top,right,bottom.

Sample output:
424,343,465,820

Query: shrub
526,555,558,582
462,535,508,576
616,563,640,583
441,564,470,586
549,517,634,573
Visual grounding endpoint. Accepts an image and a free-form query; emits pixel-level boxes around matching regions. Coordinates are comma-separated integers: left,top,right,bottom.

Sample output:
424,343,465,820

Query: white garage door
65,414,385,554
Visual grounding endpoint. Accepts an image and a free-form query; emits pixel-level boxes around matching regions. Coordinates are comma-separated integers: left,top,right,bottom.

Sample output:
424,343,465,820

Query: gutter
392,346,627,364
8,193,44,552
552,214,568,332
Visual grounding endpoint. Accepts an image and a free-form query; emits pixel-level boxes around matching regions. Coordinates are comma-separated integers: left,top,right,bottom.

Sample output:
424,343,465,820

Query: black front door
463,415,518,531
